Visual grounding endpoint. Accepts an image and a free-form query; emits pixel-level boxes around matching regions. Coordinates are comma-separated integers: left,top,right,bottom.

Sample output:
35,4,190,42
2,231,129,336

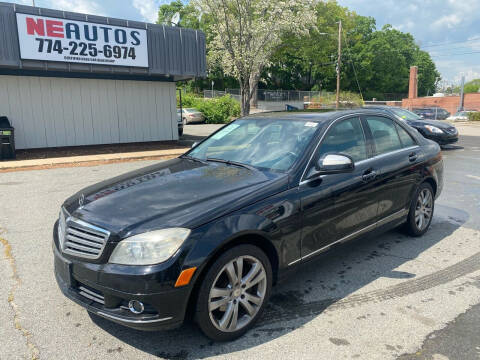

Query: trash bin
0,116,16,160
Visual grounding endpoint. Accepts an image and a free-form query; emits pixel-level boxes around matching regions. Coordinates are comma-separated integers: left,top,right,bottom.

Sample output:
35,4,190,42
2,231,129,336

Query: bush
468,112,480,121
177,93,240,124
197,95,241,124
309,91,364,108
177,92,199,108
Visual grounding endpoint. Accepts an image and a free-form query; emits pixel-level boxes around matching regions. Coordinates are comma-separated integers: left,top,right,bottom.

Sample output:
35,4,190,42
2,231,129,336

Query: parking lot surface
1,126,480,360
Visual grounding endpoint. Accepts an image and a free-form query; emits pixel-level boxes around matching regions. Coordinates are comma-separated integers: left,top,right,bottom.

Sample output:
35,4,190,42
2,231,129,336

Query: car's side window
317,117,367,162
395,123,416,148
365,116,403,155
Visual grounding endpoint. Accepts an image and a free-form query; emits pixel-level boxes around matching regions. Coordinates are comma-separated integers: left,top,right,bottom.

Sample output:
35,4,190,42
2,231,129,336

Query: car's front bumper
53,241,189,331
421,132,458,145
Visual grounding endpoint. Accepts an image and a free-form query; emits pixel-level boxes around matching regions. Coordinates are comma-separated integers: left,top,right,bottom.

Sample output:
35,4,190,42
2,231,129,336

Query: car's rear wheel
405,182,434,236
195,244,272,341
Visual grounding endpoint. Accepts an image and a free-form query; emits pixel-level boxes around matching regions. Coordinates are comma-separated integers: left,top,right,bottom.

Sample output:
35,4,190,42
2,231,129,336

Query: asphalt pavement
1,125,480,360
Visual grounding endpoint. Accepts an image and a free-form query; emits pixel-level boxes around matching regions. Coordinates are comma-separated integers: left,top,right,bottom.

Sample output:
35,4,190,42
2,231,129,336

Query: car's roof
243,109,390,123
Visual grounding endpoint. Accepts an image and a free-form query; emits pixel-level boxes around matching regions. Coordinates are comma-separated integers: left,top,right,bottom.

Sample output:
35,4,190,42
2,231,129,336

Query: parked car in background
447,110,477,122
177,110,185,136
181,108,205,124
365,106,458,146
54,109,443,341
413,107,450,120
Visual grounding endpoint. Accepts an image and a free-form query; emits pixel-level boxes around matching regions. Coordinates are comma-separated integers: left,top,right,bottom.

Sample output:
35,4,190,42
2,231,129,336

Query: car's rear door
299,116,379,259
361,114,423,224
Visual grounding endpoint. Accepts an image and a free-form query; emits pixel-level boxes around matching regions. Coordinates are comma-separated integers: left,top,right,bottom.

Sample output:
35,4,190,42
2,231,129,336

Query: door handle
408,152,417,162
362,169,377,182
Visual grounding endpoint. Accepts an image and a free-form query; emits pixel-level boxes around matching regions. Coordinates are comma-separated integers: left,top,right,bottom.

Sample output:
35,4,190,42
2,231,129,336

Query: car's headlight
109,228,191,265
424,125,443,134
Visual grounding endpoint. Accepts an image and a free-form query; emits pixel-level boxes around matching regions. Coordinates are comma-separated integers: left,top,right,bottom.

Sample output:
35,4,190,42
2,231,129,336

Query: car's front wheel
195,244,272,341
405,182,434,236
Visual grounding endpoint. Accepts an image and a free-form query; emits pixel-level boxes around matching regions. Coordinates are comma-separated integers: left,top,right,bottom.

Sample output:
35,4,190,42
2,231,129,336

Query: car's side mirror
307,154,354,179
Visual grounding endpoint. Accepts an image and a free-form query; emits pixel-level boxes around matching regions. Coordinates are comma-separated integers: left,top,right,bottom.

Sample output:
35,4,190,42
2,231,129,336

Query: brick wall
402,93,480,115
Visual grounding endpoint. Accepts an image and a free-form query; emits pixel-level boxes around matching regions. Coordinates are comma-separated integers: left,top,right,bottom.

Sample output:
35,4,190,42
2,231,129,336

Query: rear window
365,116,403,155
395,123,416,148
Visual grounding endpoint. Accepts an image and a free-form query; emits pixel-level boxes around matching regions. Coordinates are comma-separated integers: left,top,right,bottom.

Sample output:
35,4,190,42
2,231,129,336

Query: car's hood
63,158,288,236
406,118,456,129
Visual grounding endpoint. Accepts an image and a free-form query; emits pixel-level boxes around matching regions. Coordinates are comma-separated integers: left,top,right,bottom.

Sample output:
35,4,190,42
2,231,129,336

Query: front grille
445,127,457,135
63,218,110,259
78,285,105,305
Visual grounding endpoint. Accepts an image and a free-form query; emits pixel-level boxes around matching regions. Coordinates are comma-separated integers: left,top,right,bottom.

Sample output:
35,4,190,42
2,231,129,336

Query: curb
0,148,189,172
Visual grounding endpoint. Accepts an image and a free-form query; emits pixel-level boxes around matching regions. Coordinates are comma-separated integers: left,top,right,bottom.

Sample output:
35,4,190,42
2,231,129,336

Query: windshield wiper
206,157,256,171
181,155,208,164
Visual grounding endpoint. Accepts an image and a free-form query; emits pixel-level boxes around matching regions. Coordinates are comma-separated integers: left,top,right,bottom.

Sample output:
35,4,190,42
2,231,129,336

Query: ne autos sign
15,13,149,67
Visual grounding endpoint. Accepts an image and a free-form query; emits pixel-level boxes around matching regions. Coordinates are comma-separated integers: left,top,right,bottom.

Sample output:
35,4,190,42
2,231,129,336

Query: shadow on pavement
90,205,469,359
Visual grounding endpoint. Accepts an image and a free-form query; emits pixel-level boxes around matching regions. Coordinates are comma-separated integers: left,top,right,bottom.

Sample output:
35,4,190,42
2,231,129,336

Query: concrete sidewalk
0,148,188,172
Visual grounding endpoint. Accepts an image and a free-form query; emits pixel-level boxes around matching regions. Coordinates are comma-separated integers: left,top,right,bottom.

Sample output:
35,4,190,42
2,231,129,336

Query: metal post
459,75,465,112
336,20,342,109
178,88,183,125
32,0,35,6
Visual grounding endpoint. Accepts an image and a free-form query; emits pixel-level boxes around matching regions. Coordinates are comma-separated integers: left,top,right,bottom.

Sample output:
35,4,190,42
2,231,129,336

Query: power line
421,36,480,48
341,28,363,102
428,43,480,53
430,50,480,58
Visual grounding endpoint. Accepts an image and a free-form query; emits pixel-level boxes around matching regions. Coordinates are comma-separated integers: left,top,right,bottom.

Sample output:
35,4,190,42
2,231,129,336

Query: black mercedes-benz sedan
54,109,444,341
364,105,458,146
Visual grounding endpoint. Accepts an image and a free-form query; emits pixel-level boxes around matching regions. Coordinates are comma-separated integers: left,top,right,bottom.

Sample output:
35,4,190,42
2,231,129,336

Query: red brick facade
402,93,480,114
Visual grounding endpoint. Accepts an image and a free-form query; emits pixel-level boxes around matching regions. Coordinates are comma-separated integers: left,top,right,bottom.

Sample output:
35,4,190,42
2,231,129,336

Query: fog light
128,300,144,314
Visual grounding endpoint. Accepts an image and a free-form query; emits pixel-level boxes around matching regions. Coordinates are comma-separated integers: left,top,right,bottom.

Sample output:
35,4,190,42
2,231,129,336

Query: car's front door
362,115,423,223
299,116,379,259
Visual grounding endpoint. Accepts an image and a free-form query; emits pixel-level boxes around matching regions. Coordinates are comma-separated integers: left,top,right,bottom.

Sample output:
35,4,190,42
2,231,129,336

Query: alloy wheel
414,188,433,231
208,255,267,332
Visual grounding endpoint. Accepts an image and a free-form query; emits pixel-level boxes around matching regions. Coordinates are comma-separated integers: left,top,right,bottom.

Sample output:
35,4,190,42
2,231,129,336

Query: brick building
401,66,480,114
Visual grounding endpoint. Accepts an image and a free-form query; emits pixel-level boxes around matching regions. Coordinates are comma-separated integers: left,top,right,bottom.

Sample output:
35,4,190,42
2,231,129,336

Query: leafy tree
263,4,439,100
193,0,316,115
463,79,480,93
157,0,201,29
156,0,440,103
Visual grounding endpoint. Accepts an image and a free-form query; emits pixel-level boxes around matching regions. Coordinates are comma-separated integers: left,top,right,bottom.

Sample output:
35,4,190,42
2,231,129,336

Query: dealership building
0,2,206,149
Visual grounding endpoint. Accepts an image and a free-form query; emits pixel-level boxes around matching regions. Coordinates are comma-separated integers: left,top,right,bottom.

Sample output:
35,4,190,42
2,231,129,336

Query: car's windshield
455,111,467,116
187,119,319,171
389,108,422,121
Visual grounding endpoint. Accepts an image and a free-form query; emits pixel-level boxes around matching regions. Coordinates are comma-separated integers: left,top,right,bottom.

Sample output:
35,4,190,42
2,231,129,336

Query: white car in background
447,110,476,122
179,108,205,124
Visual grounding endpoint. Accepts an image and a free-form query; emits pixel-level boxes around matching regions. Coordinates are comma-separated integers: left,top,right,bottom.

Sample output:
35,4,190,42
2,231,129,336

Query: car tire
404,182,435,237
195,244,272,341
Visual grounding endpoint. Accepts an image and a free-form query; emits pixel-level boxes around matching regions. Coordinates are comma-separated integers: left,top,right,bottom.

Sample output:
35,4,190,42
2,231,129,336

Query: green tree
463,79,480,93
157,0,202,29
262,4,440,100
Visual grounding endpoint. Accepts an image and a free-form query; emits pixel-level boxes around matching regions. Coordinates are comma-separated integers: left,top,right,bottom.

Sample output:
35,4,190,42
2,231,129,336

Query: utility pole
335,20,342,109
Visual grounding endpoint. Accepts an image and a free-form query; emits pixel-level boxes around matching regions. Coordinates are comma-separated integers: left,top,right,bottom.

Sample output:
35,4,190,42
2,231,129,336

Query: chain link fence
204,89,332,103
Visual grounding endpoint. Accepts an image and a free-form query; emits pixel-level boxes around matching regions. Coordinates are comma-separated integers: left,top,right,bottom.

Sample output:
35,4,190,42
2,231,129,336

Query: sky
5,0,480,86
